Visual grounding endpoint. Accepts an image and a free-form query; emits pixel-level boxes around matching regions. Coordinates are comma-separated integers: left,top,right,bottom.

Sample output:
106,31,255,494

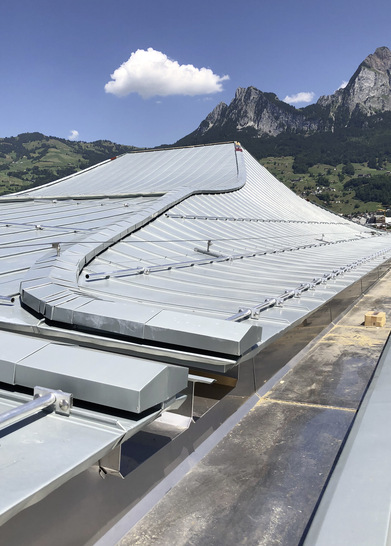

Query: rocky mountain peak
176,47,391,146
198,102,228,134
339,45,391,118
362,46,391,72
235,86,262,100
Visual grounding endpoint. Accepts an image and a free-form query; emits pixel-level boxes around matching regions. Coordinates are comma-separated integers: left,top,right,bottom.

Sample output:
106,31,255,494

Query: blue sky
1,0,391,148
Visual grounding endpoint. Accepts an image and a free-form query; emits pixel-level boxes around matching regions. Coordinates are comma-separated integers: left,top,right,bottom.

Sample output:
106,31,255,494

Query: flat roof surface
304,318,391,544
115,267,391,546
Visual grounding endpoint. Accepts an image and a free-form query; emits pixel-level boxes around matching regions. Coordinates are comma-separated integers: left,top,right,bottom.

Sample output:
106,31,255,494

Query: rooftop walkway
113,267,391,546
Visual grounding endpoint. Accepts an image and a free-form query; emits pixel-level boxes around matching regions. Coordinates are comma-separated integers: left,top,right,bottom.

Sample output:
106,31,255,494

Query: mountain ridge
176,46,391,145
1,47,391,214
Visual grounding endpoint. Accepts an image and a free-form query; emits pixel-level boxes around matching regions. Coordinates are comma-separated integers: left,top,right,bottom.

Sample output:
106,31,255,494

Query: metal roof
1,141,391,526
1,142,391,364
11,143,244,197
0,387,163,526
13,143,390,362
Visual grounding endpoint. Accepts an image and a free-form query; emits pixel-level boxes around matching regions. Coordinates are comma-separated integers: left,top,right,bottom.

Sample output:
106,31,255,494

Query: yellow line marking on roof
255,396,356,413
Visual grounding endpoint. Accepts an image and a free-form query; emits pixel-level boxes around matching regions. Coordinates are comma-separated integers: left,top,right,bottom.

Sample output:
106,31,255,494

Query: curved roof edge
6,142,246,199
16,143,391,367
19,144,257,361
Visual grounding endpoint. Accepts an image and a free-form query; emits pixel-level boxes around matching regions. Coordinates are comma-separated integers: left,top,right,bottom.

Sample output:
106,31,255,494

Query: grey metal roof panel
0,196,167,298
0,142,390,529
0,388,162,526
80,241,389,316
70,299,162,339
0,331,51,384
303,332,391,546
8,143,245,198
14,343,188,413
0,327,188,414
7,144,389,369
67,299,260,357
143,310,262,356
45,294,96,323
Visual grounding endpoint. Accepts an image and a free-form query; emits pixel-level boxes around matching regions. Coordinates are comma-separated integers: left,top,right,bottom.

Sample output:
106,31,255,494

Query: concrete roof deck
112,266,391,546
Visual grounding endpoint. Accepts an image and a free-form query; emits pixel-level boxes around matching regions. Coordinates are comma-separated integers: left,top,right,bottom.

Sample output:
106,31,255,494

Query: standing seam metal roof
5,142,389,360
1,141,391,528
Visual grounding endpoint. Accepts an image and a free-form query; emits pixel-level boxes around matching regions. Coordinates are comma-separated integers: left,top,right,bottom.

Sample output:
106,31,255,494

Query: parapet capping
19,153,262,362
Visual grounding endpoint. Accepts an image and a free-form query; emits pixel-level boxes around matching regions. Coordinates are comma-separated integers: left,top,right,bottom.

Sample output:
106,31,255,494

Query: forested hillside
0,133,138,195
1,128,391,215
254,113,391,214
175,108,391,215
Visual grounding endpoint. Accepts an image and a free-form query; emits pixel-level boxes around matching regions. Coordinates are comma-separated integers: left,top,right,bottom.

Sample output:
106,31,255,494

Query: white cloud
104,48,229,99
338,80,348,89
283,91,315,104
68,130,79,141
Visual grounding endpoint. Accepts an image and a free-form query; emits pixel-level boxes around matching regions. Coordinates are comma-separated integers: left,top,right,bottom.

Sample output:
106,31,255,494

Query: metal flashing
0,387,163,527
14,343,188,413
143,309,262,356
0,142,391,530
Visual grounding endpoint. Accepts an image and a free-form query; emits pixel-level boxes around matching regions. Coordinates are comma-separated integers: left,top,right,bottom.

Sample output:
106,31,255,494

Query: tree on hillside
342,163,355,176
317,175,330,186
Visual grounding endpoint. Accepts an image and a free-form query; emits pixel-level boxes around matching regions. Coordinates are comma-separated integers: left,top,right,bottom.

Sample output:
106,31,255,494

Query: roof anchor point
52,242,61,256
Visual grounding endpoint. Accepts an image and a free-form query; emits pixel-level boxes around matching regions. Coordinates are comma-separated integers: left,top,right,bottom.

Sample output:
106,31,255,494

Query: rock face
319,46,391,122
198,87,319,138
178,47,391,144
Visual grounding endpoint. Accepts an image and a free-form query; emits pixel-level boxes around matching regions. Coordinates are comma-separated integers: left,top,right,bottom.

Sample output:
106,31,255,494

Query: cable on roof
84,236,382,282
0,230,378,250
165,213,350,226
226,248,391,322
0,220,93,233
